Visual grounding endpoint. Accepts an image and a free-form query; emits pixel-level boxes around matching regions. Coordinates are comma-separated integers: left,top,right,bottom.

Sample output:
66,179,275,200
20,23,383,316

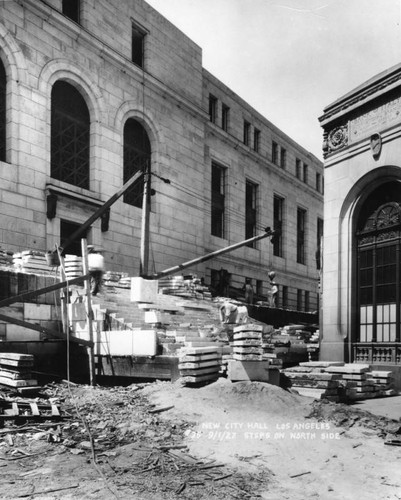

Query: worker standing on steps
87,245,105,296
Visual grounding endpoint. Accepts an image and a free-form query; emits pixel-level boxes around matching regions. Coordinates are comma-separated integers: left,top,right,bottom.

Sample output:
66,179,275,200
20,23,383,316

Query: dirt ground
0,378,400,500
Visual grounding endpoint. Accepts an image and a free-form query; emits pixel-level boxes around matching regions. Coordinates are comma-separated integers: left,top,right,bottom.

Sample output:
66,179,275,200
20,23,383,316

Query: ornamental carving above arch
323,124,349,157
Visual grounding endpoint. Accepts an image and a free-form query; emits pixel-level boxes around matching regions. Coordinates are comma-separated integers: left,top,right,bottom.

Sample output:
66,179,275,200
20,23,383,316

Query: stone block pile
232,324,264,361
283,362,398,401
178,346,221,385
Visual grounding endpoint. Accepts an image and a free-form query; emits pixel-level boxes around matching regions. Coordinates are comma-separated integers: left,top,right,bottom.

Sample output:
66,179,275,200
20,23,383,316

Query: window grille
51,81,90,189
211,163,225,238
0,60,5,162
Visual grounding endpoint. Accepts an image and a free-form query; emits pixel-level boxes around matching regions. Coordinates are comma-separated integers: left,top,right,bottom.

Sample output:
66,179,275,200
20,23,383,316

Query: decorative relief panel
322,124,348,157
349,96,401,143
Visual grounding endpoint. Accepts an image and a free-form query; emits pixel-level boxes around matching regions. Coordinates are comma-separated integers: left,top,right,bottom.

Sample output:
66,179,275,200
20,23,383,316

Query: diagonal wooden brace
0,312,93,348
0,274,91,309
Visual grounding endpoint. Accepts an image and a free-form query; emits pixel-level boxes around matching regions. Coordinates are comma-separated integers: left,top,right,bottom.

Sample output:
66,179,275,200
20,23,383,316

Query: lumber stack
178,346,221,385
232,324,264,361
0,353,38,388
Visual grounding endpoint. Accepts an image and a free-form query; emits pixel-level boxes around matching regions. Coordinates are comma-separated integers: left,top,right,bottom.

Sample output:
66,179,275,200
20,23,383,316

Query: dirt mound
192,378,308,415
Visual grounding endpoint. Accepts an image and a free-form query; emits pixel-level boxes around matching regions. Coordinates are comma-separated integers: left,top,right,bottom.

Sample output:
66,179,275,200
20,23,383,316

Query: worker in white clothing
87,246,105,296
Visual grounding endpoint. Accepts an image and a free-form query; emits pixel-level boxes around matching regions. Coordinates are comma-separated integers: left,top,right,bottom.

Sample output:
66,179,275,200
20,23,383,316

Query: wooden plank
30,403,40,416
0,353,33,361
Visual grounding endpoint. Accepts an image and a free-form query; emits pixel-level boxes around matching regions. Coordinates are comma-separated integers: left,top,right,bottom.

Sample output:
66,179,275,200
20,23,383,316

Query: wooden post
58,255,71,382
81,239,96,386
140,162,151,277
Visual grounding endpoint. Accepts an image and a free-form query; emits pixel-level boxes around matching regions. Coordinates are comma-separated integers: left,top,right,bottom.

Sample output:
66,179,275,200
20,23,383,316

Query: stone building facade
0,0,323,311
320,63,401,377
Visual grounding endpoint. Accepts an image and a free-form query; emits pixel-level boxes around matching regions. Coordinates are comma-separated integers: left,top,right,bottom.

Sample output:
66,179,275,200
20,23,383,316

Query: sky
145,0,401,160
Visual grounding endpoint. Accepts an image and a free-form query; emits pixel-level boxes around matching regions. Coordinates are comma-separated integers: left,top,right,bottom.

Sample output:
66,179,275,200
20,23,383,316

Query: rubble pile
0,382,270,499
283,362,398,402
307,399,401,438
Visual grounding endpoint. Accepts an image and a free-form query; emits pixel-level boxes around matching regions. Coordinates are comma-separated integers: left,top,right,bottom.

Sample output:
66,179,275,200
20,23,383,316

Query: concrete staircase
70,284,222,336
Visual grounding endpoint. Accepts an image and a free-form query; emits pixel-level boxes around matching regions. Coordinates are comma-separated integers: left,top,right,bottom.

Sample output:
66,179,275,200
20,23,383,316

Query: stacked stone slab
232,324,264,361
282,362,343,402
178,346,221,384
283,362,398,401
0,353,38,388
324,364,397,399
262,342,284,367
0,249,13,268
64,255,82,279
366,370,396,395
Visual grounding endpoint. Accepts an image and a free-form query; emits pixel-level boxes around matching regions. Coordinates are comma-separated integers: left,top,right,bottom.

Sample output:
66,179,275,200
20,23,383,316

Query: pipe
147,227,275,280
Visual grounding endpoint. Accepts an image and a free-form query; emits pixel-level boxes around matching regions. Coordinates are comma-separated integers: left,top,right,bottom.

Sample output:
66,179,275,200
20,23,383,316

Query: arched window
51,81,90,189
0,59,6,162
356,182,401,349
123,118,150,208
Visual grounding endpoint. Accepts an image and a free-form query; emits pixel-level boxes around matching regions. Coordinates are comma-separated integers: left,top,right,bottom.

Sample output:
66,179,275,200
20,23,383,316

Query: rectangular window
132,23,146,67
243,120,250,146
282,285,288,308
221,104,229,131
296,158,301,179
297,289,303,311
317,217,323,270
211,163,225,238
209,94,217,123
256,280,263,300
245,180,257,248
62,0,80,23
272,141,279,165
303,163,308,183
305,291,310,312
316,172,321,192
297,207,307,264
273,195,284,257
253,128,260,153
280,147,287,169
0,61,5,162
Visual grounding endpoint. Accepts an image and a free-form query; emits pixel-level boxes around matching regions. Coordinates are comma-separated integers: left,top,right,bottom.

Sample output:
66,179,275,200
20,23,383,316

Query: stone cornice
319,64,401,126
